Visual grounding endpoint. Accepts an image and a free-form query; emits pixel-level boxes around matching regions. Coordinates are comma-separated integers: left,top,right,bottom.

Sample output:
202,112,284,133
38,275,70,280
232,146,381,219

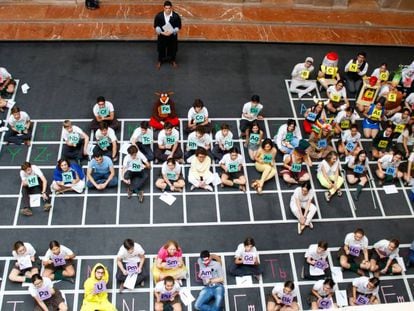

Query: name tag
326,66,336,76
160,291,172,301
371,109,382,121
356,294,369,305
199,267,213,280
318,298,333,309
131,160,142,172
317,139,327,149
166,257,179,268
250,107,259,115
126,262,139,275
330,93,341,102
94,281,107,294
387,92,397,102
15,121,26,131
224,139,233,149
385,166,396,177
291,163,302,173
166,172,177,180
141,134,152,145
349,245,361,257
98,107,109,117
349,63,358,72
62,171,73,184
188,140,198,150
27,175,39,188
68,133,80,145
194,113,205,123
379,72,389,81
394,124,405,134
340,119,350,129
301,70,310,79
37,287,52,301
242,252,255,265
227,162,239,173
353,165,364,174
377,140,388,149
18,255,32,270
345,142,356,152
314,259,328,270
161,105,171,114
165,135,176,145
52,254,66,267
249,133,260,144
263,153,273,164
98,137,110,149
306,112,317,122
281,294,293,305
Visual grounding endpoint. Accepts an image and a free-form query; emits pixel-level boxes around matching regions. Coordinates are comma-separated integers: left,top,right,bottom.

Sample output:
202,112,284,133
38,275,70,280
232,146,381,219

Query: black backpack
85,0,99,10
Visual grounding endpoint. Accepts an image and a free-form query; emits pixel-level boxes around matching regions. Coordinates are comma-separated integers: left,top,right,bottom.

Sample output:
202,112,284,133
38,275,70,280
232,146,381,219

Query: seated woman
152,240,187,284
371,124,394,159
281,139,312,186
155,158,185,192
338,228,370,276
308,278,337,310
370,238,402,276
42,240,76,283
29,274,68,311
348,276,380,306
267,280,299,311
252,139,277,194
186,98,211,133
362,97,386,139
325,80,350,114
303,100,326,135
337,124,362,158
245,121,264,161
317,151,344,202
375,151,403,186
228,237,263,278
395,122,414,159
346,150,369,201
274,119,301,155
308,123,334,161
388,108,411,139
303,241,331,280
219,146,246,192
121,145,151,203
9,241,40,284
62,119,90,163
333,106,358,135
290,182,317,235
51,159,85,194
188,147,214,192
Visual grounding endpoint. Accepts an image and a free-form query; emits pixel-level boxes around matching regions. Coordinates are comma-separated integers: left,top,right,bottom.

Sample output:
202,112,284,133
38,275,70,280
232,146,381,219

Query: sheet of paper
6,99,15,108
21,83,30,94
383,185,398,194
123,272,138,290
160,192,176,206
29,194,41,207
162,23,174,33
335,290,348,307
180,288,195,306
212,173,221,186
331,266,343,282
120,142,131,155
235,275,253,286
396,257,406,272
309,264,325,276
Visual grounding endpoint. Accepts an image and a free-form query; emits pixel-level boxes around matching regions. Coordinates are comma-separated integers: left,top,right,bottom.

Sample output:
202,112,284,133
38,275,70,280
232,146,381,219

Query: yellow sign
363,89,375,100
349,63,358,72
394,124,405,134
388,92,397,102
371,109,382,121
326,66,337,76
378,140,388,149
301,70,310,79
340,119,350,129
330,93,341,102
379,72,389,81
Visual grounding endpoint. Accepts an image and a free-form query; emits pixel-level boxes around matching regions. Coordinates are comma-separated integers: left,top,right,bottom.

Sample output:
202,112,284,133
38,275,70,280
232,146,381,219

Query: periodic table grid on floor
0,80,413,310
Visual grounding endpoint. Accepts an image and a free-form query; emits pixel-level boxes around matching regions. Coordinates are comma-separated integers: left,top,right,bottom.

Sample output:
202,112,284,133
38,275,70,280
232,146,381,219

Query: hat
369,76,378,87
322,123,332,132
326,52,338,61
295,139,310,154
305,57,314,64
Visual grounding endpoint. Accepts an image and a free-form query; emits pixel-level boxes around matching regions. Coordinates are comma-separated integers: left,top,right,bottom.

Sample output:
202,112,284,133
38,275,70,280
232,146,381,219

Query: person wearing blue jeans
86,151,118,190
194,250,224,311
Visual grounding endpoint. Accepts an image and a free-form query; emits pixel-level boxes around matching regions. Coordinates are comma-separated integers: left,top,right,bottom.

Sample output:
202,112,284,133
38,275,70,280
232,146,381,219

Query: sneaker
205,185,213,192
308,222,314,229
0,126,8,132
138,191,144,203
337,189,343,197
43,203,52,212
324,191,331,202
190,185,196,191
297,222,302,235
20,208,33,216
177,279,183,286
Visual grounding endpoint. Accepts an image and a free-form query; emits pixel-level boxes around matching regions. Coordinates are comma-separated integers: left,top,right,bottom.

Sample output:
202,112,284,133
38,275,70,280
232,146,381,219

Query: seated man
370,238,402,277
86,150,118,190
93,122,119,162
130,121,155,161
194,250,224,311
149,92,179,130
274,119,301,155
154,276,182,311
290,56,317,98
0,66,15,98
348,276,380,306
371,124,394,159
185,125,213,161
90,96,119,131
62,120,90,163
4,106,32,146
154,122,183,163
344,51,369,98
19,161,52,216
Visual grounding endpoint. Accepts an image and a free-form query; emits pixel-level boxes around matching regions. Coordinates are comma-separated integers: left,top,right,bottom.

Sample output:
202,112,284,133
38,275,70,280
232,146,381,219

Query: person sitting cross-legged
86,150,118,190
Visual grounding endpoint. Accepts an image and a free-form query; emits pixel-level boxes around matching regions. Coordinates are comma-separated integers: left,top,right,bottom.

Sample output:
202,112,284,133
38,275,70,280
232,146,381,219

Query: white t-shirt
327,85,347,102
187,107,209,123
271,283,298,299
29,277,53,298
388,113,410,126
344,232,369,250
291,62,314,81
44,245,74,260
241,101,263,120
12,242,36,259
130,127,154,145
8,111,30,129
234,243,259,262
345,59,368,77
0,67,11,82
373,239,399,259
154,280,181,300
161,161,182,181
20,165,44,182
334,110,358,125
93,101,114,117
312,279,336,297
214,130,234,149
290,186,314,208
117,242,145,263
274,124,302,150
318,160,340,177
157,129,180,147
397,128,414,145
62,125,85,143
123,152,148,171
405,92,414,106
187,132,212,149
219,153,244,171
95,127,118,143
378,154,400,170
352,277,379,296
371,68,389,81
304,244,328,260
341,130,361,144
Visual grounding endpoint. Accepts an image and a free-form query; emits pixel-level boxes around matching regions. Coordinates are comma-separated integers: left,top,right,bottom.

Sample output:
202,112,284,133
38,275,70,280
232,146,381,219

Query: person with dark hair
153,240,187,283
212,123,234,161
303,241,331,280
309,278,337,310
19,161,52,216
154,275,182,311
339,228,370,276
155,158,185,192
130,121,155,161
371,63,389,83
194,250,224,311
154,121,183,163
388,107,410,139
252,138,277,194
274,119,302,155
185,125,213,161
396,122,414,158
344,51,369,97
325,79,350,114
317,151,343,202
86,150,118,190
303,100,326,135
338,123,362,158
51,159,85,194
121,144,151,203
219,146,246,192
239,94,264,137
4,106,32,145
116,238,147,291
90,96,119,131
362,96,386,139
371,124,394,159
348,276,380,306
81,263,116,311
62,120,90,163
290,181,317,235
150,92,180,130
42,240,76,283
308,123,334,161
376,150,403,185
0,66,15,98
370,238,402,276
154,1,182,69
29,274,68,311
229,237,263,278
188,147,214,191
93,121,119,162
245,120,264,161
333,106,358,135
346,150,369,201
267,280,299,311
281,139,312,186
186,98,211,133
9,241,40,284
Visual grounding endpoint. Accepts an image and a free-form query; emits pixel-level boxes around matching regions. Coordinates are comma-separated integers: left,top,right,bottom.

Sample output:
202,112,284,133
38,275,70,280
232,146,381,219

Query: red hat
326,52,338,61
369,76,378,86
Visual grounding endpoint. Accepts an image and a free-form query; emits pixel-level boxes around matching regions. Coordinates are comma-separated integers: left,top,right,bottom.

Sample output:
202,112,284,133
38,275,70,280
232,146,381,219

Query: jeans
194,284,224,311
86,172,118,188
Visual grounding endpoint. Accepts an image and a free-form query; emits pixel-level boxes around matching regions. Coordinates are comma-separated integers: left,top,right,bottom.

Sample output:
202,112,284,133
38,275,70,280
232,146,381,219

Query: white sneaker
190,185,196,191
0,126,8,132
205,185,213,192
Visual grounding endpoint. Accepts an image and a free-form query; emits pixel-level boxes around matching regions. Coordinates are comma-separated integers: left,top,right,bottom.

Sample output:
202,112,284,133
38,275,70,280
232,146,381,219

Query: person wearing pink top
152,240,187,283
